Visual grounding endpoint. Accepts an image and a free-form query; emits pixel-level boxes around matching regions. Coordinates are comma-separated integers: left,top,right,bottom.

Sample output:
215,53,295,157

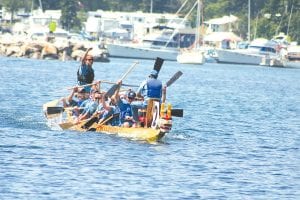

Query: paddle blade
171,109,183,117
106,84,119,97
59,122,75,130
47,107,65,115
81,116,98,130
166,71,183,87
153,57,164,74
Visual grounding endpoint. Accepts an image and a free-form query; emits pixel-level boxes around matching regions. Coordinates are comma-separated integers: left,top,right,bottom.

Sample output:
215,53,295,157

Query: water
0,56,299,199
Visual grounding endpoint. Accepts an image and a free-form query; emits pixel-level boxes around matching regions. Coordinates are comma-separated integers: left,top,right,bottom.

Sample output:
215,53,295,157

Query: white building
85,10,191,40
204,15,239,33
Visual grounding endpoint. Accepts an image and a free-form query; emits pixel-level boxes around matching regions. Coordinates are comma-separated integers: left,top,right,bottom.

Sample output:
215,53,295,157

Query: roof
204,15,238,25
203,32,242,42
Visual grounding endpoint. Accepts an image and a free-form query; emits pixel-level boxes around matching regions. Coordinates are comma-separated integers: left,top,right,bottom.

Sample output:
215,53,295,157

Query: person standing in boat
77,48,95,92
131,70,166,122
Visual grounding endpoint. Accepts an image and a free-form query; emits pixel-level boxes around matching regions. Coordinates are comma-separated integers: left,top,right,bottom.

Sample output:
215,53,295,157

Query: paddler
77,48,95,92
131,70,166,122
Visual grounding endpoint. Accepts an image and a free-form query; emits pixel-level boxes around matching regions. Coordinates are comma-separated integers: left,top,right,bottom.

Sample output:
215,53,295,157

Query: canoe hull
94,125,166,143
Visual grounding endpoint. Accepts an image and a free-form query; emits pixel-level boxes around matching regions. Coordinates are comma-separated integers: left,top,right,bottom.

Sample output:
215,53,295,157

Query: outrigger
43,58,183,143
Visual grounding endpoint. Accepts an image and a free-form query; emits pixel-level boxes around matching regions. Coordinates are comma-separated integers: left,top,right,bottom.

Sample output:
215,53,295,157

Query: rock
6,45,21,56
19,42,43,57
71,49,85,60
41,43,58,59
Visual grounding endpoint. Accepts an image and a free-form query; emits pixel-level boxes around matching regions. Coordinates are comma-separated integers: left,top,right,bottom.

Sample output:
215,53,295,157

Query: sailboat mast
195,0,201,49
248,0,251,43
39,0,43,11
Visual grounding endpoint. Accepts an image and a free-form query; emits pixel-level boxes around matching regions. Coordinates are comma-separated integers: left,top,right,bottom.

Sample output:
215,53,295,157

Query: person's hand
73,86,78,92
117,79,122,85
95,80,101,85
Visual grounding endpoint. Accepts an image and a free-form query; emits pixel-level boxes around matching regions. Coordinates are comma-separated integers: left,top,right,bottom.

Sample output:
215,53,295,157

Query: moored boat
217,38,279,65
282,45,300,68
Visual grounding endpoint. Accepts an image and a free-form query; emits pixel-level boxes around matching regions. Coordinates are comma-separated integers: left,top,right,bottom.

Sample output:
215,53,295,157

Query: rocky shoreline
0,34,110,62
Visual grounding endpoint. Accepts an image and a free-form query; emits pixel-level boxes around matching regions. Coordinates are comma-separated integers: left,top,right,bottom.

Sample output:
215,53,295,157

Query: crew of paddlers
61,49,166,128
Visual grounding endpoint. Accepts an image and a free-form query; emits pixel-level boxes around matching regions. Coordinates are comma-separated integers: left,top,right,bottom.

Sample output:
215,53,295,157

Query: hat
149,70,158,78
127,91,136,99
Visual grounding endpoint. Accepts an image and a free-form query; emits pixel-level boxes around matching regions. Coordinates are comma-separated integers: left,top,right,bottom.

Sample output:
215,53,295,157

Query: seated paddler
115,80,136,128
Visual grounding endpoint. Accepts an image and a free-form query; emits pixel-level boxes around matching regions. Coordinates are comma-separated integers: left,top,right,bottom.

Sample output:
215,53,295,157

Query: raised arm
81,48,93,65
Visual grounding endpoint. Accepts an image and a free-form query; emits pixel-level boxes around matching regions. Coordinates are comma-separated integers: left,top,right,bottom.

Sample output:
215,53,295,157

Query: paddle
166,71,183,87
171,109,183,117
88,113,120,131
47,106,65,115
46,106,84,115
153,57,164,76
59,118,90,130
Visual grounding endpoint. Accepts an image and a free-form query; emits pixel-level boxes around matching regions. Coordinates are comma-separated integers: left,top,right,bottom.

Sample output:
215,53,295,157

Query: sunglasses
86,58,93,61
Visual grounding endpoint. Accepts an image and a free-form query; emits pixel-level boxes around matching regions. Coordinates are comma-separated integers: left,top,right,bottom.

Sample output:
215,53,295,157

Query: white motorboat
107,29,195,61
216,38,279,65
282,45,300,68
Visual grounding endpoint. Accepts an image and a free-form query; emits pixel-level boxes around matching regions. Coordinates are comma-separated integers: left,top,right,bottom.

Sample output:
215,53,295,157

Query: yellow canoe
49,99,173,143
66,123,166,143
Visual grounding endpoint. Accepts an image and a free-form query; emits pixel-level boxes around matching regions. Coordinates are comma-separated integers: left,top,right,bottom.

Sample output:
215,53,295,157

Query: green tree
0,0,24,23
60,0,81,31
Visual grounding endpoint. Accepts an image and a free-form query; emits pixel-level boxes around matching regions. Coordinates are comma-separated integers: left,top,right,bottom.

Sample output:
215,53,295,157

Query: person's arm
113,80,122,103
81,48,92,65
102,93,112,112
67,87,78,104
136,80,147,98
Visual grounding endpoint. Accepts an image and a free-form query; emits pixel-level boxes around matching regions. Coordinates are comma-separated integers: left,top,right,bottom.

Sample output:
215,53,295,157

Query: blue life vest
118,99,133,123
147,79,162,99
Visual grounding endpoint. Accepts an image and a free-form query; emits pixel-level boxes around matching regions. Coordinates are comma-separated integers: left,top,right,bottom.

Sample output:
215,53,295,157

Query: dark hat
149,70,158,78
127,91,136,99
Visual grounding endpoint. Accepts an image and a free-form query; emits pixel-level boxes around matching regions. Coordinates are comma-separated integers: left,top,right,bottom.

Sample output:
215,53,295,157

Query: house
85,10,191,41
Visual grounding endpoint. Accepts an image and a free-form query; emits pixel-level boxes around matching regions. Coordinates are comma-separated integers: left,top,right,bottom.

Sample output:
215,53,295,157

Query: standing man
131,69,166,122
77,48,94,92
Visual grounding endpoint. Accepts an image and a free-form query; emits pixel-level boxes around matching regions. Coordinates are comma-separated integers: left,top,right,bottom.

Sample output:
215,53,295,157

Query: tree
0,0,24,23
60,0,81,31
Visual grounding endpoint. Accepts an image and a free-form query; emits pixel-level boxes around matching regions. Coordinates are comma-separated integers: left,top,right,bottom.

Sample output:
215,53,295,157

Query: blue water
0,56,299,199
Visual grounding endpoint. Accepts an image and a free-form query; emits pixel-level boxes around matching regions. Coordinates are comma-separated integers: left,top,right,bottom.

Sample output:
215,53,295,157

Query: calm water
0,56,299,199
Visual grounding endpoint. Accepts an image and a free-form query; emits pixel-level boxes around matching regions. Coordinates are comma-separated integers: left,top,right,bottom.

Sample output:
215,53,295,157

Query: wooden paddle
171,109,183,117
166,71,183,87
59,118,90,130
46,106,84,115
153,57,164,75
88,113,120,131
